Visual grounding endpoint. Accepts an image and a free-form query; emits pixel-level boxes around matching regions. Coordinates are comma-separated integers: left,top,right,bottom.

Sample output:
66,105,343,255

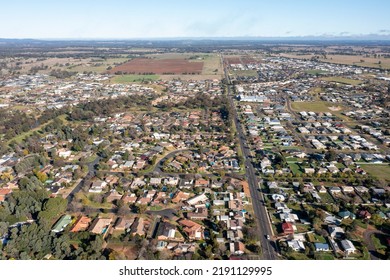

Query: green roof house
338,210,351,219
52,214,72,233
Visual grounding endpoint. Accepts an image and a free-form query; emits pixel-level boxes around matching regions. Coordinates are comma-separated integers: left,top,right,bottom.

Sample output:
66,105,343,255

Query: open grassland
281,53,390,69
305,69,328,75
151,53,193,60
324,55,390,69
361,164,390,181
10,57,131,74
232,70,259,77
321,76,363,85
201,54,223,76
67,57,130,73
7,57,87,74
291,101,344,112
309,87,324,97
111,74,160,83
288,162,302,175
291,100,351,121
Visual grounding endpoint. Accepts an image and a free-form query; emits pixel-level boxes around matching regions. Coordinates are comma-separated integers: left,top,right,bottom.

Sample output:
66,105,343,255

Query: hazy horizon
1,0,389,39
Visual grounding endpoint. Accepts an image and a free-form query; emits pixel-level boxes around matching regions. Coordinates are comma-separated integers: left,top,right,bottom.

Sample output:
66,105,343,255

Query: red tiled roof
0,189,12,196
282,222,294,234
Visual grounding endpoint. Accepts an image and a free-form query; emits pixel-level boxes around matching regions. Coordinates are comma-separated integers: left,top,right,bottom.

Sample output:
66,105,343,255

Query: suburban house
156,222,184,242
122,193,138,204
70,216,91,232
229,241,245,255
314,243,330,252
228,199,243,211
52,214,72,233
130,217,147,237
0,188,12,203
282,222,294,235
194,178,209,188
57,149,72,159
164,177,179,186
316,185,327,193
340,239,356,254
105,190,122,203
172,191,190,203
186,193,208,206
187,207,208,220
287,240,305,251
338,210,355,220
229,219,244,230
329,186,342,194
328,225,345,238
280,213,299,223
358,210,372,220
227,230,244,241
113,217,135,231
178,219,204,240
89,217,112,237
173,243,196,255
89,180,107,193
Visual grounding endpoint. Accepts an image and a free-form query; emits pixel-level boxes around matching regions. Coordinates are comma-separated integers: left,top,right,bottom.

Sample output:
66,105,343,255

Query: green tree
38,197,67,221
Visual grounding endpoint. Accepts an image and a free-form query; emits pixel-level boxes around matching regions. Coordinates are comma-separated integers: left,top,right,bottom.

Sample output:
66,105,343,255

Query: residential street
223,61,277,259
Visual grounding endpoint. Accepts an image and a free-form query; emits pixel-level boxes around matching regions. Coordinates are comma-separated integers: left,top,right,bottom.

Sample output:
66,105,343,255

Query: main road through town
222,56,277,259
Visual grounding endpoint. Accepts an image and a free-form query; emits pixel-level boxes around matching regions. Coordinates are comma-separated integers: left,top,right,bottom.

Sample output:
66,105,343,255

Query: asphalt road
145,208,177,219
66,156,100,206
363,229,389,260
223,82,277,259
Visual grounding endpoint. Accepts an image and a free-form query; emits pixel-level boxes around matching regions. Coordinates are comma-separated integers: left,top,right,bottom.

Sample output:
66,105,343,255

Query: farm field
109,58,204,75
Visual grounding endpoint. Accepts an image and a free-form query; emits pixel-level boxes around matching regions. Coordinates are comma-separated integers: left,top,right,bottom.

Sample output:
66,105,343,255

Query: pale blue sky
1,0,389,38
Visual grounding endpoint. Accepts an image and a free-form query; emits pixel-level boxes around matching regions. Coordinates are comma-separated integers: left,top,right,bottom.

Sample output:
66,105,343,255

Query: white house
186,193,208,206
287,240,305,251
340,239,356,254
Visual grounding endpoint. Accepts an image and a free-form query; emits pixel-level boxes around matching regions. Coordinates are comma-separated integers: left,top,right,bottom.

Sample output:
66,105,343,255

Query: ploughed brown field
225,56,262,65
109,58,204,75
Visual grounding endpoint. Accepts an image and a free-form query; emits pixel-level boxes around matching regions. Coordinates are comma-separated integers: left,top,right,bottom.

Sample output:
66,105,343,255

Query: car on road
266,235,270,240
